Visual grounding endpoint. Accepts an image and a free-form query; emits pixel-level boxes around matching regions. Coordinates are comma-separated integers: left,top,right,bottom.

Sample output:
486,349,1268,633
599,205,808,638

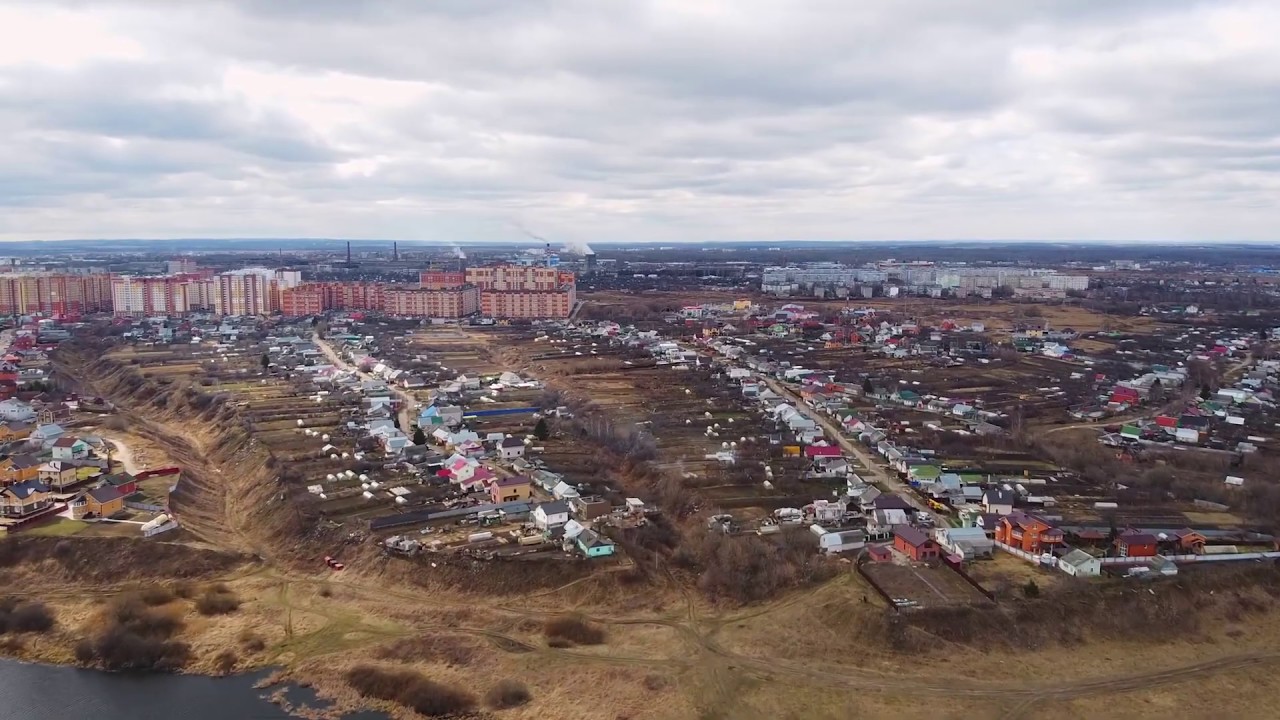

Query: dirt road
313,333,417,432
761,376,943,524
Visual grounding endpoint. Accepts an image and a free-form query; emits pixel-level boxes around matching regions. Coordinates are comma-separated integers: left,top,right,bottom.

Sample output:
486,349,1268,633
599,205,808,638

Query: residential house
0,398,35,423
533,500,571,531
498,437,526,460
575,529,616,558
871,495,915,526
99,472,138,496
0,479,52,518
38,461,80,492
1058,549,1102,577
80,485,126,518
1,454,43,484
571,495,612,520
983,489,1015,515
893,526,941,561
0,421,32,443
1170,528,1207,554
30,423,65,446
1115,529,1159,558
489,476,532,504
935,526,994,560
995,512,1065,554
50,436,90,461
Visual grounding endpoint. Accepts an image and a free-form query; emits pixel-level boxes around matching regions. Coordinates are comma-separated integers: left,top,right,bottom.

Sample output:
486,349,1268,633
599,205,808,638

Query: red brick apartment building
465,264,576,319
0,273,113,316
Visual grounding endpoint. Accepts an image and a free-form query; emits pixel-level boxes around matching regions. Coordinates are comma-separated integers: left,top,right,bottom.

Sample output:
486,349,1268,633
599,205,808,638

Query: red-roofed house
804,445,843,459
1155,415,1178,429
893,526,940,561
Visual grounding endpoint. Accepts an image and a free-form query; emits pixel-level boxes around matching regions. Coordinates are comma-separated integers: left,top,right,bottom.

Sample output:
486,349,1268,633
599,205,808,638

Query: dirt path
761,376,943,524
99,434,142,475
312,333,416,432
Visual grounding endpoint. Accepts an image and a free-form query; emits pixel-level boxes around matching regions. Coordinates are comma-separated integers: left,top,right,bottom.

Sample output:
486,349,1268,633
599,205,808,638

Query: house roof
577,529,613,549
1118,531,1158,546
894,526,934,548
1060,549,1098,568
4,479,49,498
535,500,569,516
52,436,83,448
500,437,524,448
101,472,137,488
873,495,915,511
492,475,529,488
88,485,125,504
984,489,1015,506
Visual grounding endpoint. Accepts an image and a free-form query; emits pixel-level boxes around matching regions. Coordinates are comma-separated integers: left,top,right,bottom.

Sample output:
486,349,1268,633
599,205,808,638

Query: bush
346,665,476,717
75,595,191,672
195,586,240,616
92,626,191,671
213,650,238,674
1023,580,1041,598
238,630,266,653
485,679,532,710
544,615,605,646
0,598,55,634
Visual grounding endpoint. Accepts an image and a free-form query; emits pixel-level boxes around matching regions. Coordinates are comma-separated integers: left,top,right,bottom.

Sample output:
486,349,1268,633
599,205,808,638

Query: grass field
21,518,88,537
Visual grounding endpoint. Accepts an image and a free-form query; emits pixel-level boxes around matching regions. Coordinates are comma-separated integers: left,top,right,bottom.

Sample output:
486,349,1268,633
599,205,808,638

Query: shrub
195,586,240,616
485,679,532,710
1023,580,1041,598
0,598,55,634
345,665,476,717
544,615,605,646
93,626,191,671
238,630,266,653
75,595,191,672
213,650,238,674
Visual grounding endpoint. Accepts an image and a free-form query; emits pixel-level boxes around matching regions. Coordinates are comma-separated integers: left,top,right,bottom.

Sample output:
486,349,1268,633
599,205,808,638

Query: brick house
995,511,1065,554
893,526,941,561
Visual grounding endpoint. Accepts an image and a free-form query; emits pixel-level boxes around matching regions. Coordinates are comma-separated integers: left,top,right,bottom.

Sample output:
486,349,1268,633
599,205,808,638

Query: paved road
312,333,417,432
760,376,944,525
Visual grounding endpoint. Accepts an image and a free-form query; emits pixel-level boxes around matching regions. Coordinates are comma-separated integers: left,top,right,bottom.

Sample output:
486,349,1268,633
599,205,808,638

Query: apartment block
0,273,114,316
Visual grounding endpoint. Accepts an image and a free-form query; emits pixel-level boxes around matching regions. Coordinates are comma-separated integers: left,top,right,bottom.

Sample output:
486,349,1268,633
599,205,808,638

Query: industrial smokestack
393,242,398,261
346,241,351,264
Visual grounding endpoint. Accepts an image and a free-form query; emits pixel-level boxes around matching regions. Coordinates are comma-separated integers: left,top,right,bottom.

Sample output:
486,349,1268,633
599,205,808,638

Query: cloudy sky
1,0,1278,243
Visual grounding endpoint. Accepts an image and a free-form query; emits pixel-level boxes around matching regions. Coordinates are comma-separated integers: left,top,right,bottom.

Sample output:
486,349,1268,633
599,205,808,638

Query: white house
532,501,570,530
1058,549,1102,577
0,399,35,423
499,437,526,460
982,489,1015,515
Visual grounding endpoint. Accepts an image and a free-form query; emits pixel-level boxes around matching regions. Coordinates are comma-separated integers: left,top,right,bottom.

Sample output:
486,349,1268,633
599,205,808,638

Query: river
0,659,386,720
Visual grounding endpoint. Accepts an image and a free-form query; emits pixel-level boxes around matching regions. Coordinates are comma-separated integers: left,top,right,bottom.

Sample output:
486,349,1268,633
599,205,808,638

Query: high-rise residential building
167,258,199,275
111,276,190,316
0,273,113,316
384,286,479,317
213,268,276,316
419,270,467,290
465,264,576,318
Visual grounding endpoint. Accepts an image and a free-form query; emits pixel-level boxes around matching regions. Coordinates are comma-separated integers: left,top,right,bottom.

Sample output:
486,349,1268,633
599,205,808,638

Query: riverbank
0,659,389,720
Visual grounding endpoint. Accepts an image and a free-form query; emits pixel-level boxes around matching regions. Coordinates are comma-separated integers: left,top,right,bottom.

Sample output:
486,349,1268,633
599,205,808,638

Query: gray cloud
0,0,1277,241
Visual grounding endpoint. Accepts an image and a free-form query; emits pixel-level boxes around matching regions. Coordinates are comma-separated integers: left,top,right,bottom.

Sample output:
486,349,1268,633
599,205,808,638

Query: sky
1,0,1278,244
